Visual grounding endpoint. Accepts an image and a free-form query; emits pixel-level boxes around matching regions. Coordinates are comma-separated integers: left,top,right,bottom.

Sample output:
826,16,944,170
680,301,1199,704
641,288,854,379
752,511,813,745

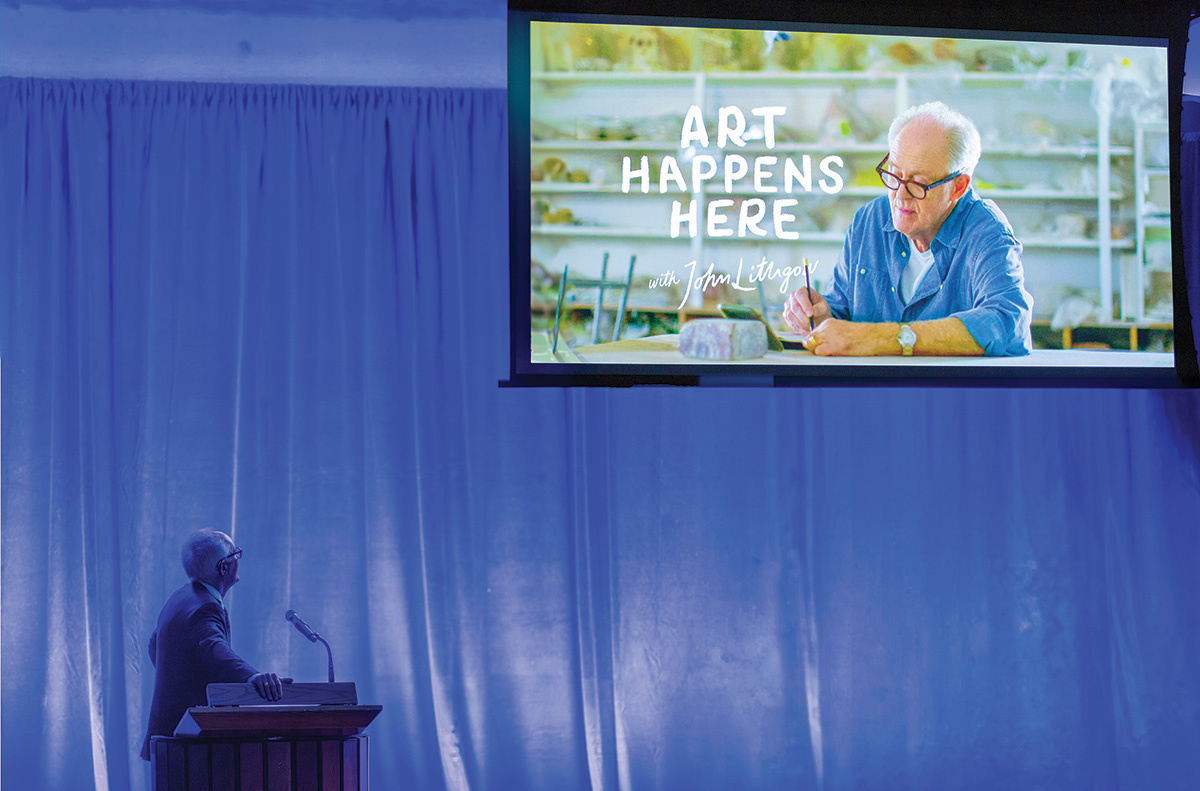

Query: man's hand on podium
247,672,284,701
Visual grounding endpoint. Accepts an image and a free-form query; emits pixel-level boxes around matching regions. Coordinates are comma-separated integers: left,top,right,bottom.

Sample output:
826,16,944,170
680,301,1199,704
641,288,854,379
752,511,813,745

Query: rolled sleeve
954,239,1033,356
820,190,1034,355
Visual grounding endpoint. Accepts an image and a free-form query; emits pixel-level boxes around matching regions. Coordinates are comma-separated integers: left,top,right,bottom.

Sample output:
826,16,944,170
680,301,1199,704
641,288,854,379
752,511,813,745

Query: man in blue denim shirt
784,102,1033,356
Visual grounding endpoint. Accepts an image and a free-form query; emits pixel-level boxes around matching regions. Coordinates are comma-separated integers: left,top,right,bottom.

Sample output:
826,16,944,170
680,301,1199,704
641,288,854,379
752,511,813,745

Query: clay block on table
679,319,768,360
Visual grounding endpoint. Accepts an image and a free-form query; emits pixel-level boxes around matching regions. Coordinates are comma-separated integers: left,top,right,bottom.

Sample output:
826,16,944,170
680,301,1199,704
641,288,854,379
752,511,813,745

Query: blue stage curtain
3,76,1200,791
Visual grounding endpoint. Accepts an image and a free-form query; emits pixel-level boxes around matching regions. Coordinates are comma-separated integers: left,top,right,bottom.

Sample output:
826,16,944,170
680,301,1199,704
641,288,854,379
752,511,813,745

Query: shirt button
859,268,866,274
891,287,896,292
901,252,907,257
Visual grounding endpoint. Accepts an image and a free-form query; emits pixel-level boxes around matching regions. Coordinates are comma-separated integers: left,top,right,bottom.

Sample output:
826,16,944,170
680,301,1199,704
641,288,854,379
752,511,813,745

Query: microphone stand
316,633,335,683
287,610,336,683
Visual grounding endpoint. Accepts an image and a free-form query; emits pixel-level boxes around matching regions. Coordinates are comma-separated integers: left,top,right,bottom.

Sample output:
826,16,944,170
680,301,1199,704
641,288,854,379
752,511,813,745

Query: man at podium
140,529,284,760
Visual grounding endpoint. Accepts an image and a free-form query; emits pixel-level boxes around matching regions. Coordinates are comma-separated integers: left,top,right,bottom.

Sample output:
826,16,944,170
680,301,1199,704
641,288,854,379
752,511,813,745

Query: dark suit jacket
140,581,258,760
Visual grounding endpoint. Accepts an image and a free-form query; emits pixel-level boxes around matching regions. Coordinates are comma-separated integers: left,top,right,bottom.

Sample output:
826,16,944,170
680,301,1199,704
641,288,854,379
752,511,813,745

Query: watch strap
898,323,915,356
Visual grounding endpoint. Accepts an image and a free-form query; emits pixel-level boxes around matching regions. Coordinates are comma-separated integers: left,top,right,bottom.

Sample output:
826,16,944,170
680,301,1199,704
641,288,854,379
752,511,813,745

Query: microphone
284,608,336,682
285,609,320,643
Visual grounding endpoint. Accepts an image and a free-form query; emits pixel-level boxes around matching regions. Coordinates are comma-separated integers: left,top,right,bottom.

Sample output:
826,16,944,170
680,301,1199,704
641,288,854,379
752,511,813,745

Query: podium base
150,734,368,791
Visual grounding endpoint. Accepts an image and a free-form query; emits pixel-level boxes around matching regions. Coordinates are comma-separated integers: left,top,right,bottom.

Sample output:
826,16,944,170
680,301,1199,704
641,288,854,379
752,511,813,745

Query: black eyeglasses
876,155,962,200
216,547,243,569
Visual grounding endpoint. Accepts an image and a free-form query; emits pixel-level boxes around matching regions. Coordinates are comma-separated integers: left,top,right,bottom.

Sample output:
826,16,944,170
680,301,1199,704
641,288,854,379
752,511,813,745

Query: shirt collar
882,186,979,252
199,581,223,603
933,186,978,250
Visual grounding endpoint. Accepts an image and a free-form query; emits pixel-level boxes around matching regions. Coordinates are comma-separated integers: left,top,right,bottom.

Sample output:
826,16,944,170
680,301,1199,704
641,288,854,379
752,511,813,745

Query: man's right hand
248,672,284,702
783,287,831,336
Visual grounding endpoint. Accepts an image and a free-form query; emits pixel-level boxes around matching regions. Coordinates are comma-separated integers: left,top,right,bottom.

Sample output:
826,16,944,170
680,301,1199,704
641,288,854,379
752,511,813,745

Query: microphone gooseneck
284,609,336,682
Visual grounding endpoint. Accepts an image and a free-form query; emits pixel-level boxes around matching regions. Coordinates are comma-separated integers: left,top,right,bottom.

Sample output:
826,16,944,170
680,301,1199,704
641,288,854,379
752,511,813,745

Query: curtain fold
3,77,1200,791
1183,131,1200,368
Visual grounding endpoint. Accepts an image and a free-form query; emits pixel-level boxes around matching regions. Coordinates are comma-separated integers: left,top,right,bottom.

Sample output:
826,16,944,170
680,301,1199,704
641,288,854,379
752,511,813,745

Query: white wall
0,3,506,87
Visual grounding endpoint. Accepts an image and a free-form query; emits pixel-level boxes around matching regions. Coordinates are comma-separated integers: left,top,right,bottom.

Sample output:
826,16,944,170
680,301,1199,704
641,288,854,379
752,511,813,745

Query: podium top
174,705,382,737
207,681,357,707
171,682,379,738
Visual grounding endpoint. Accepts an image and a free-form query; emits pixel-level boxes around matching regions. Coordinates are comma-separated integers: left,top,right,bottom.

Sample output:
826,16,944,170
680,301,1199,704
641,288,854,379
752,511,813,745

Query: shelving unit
1132,119,1172,322
1031,319,1174,351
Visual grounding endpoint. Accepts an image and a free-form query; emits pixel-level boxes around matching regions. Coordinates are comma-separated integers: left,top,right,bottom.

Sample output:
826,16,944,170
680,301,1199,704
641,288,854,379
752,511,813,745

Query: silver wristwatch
898,323,916,356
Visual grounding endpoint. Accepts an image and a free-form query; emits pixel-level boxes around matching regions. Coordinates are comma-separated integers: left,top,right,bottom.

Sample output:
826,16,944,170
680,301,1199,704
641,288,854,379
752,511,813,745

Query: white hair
888,101,982,178
181,528,233,581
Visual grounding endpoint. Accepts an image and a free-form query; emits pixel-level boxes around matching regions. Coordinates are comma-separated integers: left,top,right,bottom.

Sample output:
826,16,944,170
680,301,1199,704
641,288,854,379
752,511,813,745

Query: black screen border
507,0,1198,388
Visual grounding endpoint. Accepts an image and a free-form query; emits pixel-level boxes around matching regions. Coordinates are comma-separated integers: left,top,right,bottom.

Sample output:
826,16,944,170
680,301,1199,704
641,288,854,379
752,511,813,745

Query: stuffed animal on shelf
613,27,692,72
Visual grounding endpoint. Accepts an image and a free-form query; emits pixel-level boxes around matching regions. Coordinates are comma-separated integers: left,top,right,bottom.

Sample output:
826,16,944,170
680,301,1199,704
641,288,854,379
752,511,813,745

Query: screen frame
507,0,1198,387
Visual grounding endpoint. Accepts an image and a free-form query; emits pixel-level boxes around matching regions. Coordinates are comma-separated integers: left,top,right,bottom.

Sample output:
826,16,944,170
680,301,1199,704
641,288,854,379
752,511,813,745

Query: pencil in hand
803,258,814,333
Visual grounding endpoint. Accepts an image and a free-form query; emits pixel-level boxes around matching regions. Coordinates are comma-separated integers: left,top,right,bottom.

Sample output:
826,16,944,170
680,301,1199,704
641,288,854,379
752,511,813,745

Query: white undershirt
901,237,937,304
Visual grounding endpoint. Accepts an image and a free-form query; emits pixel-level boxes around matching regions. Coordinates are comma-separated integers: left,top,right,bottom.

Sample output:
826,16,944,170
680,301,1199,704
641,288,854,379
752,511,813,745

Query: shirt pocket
850,268,896,322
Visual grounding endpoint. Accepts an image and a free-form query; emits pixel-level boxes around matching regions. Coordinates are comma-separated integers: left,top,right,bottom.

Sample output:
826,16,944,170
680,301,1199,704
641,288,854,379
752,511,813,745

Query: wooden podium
150,682,381,791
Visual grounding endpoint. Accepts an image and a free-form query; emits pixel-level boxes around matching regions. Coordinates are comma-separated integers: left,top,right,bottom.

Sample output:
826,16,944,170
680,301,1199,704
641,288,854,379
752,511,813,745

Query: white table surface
569,333,1174,368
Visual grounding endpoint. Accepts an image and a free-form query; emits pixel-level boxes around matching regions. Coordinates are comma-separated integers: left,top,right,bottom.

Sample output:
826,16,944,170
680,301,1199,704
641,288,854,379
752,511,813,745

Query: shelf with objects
1031,319,1174,351
1131,119,1174,324
527,22,1171,353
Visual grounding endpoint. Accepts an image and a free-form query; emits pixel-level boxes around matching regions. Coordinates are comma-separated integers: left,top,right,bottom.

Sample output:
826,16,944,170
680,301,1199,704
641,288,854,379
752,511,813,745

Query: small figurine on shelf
569,25,622,71
887,42,926,67
881,38,965,70
931,39,959,64
613,27,692,72
771,32,816,71
542,207,575,224
621,28,660,71
531,259,558,296
972,44,1049,72
762,30,790,57
542,157,568,182
1050,294,1098,330
703,28,766,71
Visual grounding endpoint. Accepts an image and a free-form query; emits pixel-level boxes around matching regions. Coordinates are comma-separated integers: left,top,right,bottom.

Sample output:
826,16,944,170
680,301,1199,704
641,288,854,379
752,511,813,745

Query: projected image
526,20,1175,369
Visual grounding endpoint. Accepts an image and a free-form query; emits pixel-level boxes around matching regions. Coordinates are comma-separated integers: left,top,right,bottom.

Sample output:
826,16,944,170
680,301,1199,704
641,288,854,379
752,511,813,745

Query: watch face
899,326,917,346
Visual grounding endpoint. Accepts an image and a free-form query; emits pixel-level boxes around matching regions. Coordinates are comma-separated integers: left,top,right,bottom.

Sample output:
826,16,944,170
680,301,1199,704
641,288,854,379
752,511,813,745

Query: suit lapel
192,580,232,644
